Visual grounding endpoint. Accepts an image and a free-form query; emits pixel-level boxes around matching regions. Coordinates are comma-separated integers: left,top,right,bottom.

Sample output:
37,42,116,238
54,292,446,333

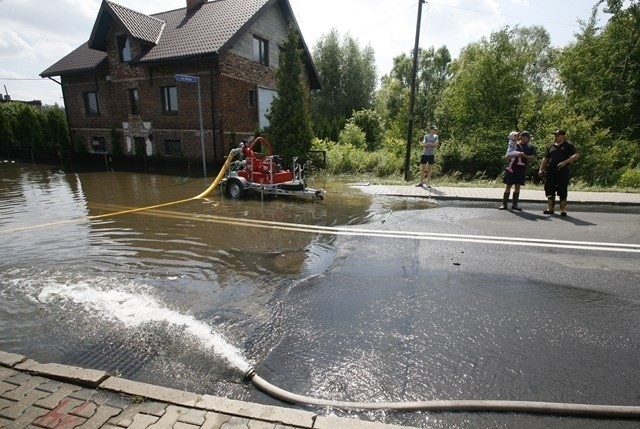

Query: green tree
382,46,452,141
375,75,410,141
599,0,640,16
338,122,366,149
432,26,555,177
347,109,383,151
0,102,23,146
0,105,15,146
415,46,452,135
560,4,640,140
311,29,377,141
14,105,43,149
266,24,314,167
43,105,70,151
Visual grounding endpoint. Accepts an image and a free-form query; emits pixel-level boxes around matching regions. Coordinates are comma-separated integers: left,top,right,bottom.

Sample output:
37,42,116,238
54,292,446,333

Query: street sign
175,74,198,84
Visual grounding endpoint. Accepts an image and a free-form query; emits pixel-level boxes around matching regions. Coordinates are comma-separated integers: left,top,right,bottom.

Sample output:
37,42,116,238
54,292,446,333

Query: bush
438,135,506,179
618,168,640,188
348,109,384,151
338,123,366,149
319,137,405,177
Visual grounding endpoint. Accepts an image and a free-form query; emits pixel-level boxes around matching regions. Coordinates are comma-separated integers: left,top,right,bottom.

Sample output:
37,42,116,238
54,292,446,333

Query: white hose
246,370,640,419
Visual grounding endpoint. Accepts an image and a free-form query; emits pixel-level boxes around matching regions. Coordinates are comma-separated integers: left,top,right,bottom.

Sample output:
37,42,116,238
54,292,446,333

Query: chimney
186,0,205,10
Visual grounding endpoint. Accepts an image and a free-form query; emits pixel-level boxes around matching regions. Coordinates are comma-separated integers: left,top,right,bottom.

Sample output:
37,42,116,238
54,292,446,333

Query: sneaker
543,210,554,215
415,182,423,187
511,206,522,211
498,206,507,210
426,184,432,188
560,211,567,217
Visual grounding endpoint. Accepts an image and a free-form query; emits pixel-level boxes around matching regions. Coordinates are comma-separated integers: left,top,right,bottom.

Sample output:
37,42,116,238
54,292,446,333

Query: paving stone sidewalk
0,351,413,429
354,184,640,205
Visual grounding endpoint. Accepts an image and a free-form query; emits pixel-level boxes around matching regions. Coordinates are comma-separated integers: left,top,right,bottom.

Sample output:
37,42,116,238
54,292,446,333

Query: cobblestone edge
0,350,413,429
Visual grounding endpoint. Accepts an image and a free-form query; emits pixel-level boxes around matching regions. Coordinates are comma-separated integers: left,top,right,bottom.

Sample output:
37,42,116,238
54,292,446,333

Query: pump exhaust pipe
244,367,640,419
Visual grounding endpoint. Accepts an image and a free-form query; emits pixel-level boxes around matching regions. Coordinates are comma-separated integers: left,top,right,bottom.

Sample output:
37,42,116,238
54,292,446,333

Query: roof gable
88,0,165,51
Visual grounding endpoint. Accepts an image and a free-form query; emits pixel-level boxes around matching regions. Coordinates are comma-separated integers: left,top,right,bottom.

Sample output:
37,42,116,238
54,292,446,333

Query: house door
134,137,145,157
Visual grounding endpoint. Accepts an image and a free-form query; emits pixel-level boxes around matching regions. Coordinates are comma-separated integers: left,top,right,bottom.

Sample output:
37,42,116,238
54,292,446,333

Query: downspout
209,56,218,160
47,76,74,169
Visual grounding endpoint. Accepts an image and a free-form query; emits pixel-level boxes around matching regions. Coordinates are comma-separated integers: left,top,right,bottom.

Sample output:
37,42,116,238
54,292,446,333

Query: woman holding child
498,131,537,211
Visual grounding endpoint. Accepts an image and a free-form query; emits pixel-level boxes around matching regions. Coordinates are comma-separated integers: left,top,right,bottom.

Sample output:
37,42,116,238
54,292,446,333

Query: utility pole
404,0,426,181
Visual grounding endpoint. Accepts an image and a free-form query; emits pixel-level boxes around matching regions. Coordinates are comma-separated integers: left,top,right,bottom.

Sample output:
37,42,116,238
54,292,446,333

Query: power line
427,1,584,29
358,3,417,37
0,77,46,81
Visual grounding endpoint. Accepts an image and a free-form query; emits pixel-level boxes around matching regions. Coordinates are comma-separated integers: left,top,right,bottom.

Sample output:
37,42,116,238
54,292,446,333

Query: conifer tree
266,24,313,167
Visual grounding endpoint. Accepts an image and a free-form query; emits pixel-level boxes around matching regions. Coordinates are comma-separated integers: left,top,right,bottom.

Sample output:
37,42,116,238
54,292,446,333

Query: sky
0,0,612,107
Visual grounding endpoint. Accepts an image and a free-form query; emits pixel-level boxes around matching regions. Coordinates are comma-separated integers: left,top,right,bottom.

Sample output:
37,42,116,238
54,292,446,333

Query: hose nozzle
243,367,256,381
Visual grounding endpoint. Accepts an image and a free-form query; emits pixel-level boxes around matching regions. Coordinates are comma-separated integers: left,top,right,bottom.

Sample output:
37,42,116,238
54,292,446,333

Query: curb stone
0,352,418,428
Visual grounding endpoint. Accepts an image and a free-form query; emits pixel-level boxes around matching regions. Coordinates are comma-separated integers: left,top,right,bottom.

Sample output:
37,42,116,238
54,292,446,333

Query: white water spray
37,281,251,373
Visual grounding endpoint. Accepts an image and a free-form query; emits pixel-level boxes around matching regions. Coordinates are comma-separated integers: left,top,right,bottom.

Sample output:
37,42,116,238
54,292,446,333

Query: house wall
219,3,314,148
61,2,312,164
64,25,223,161
229,4,289,68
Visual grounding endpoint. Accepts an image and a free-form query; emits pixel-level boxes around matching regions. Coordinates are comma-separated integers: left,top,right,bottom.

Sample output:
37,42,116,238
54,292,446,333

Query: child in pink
505,131,525,173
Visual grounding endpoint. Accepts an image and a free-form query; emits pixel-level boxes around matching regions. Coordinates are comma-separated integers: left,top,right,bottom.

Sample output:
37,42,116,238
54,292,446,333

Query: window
91,137,106,153
128,88,139,114
118,35,132,62
165,139,183,157
253,36,269,66
248,89,256,107
84,92,100,116
161,86,178,113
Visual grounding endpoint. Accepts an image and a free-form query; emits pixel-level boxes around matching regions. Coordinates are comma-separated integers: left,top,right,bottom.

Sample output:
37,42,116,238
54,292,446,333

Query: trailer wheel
227,179,245,198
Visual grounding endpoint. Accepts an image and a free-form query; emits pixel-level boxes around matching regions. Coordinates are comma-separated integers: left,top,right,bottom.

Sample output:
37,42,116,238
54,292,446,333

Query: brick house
40,0,320,164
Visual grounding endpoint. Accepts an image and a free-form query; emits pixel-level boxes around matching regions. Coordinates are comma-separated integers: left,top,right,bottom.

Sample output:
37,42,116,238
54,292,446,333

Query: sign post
175,74,206,178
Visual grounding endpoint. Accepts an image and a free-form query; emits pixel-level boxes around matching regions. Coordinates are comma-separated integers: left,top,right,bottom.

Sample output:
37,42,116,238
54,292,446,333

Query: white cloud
0,28,36,59
62,0,101,20
0,68,25,79
0,0,609,105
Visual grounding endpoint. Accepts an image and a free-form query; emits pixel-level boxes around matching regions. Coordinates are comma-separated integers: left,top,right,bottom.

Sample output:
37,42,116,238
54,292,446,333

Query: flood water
1,162,639,429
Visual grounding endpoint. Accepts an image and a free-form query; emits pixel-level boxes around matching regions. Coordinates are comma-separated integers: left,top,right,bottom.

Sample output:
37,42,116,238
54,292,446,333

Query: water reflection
2,163,640,429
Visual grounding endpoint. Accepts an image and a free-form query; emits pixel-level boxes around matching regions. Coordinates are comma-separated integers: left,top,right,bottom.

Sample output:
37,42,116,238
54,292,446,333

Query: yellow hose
193,151,236,199
90,150,236,220
0,151,238,234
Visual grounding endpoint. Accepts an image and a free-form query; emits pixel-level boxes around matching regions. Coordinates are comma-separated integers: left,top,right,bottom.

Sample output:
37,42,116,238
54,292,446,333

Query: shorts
420,155,435,165
503,168,526,186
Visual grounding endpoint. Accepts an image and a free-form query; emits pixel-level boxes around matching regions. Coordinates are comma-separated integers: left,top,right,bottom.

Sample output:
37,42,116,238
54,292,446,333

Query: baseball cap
520,130,531,137
552,129,566,135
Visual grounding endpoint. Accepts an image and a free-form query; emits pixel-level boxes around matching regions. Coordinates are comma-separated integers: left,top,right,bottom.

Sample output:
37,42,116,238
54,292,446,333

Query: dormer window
118,35,132,62
253,36,269,66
